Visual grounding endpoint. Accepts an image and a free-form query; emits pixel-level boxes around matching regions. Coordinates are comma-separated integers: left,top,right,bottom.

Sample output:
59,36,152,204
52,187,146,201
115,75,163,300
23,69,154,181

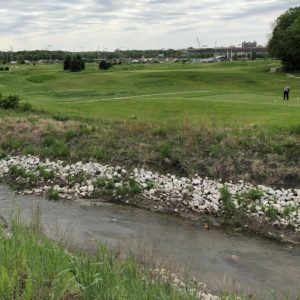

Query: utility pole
48,45,52,61
197,37,201,49
214,41,217,57
10,47,14,62
97,46,100,62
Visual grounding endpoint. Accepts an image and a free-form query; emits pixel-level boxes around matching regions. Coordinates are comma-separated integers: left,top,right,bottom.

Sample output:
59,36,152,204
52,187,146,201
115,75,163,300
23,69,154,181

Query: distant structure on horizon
242,41,257,49
186,40,267,60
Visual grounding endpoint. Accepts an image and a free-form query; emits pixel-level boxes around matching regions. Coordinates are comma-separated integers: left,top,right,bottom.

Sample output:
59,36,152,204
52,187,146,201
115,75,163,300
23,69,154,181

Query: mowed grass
0,60,300,128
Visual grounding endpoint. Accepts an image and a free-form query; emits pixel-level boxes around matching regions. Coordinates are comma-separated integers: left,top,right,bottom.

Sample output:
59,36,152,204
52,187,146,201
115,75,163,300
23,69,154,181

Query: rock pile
0,155,299,232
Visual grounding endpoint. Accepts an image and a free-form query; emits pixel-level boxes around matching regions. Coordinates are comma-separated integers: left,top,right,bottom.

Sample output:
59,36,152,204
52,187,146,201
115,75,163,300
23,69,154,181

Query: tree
64,55,85,72
268,6,300,71
99,60,112,70
63,55,71,70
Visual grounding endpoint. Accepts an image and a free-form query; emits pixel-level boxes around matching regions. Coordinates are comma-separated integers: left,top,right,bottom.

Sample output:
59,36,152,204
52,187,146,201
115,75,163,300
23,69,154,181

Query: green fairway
0,60,300,127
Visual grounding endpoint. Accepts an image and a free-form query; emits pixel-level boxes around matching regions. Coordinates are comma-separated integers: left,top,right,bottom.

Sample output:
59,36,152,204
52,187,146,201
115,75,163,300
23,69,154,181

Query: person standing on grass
283,85,290,100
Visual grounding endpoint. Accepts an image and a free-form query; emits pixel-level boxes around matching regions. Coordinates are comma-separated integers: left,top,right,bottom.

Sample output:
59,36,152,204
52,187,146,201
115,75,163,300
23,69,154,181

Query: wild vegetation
0,60,299,187
0,217,200,300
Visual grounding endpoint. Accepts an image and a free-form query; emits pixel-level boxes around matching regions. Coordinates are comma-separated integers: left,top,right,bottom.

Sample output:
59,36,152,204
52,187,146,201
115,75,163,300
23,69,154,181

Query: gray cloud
0,0,298,50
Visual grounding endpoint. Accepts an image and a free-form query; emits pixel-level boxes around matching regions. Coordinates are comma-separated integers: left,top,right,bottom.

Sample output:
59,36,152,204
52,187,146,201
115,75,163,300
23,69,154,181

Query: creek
0,184,300,299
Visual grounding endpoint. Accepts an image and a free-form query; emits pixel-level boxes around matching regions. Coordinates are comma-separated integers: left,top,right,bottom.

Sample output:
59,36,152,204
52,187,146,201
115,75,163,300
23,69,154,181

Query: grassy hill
0,60,299,187
1,60,300,128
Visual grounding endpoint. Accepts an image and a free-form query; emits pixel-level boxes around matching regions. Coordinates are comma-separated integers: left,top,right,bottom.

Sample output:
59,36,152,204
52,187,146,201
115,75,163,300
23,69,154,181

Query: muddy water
0,185,300,299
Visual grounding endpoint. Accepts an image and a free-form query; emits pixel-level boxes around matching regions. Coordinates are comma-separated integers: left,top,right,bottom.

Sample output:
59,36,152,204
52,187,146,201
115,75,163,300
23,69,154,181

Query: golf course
1,60,300,127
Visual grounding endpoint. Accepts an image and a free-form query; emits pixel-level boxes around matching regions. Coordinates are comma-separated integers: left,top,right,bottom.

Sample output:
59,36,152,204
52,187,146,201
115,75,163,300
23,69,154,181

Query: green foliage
20,102,33,112
67,172,89,185
9,165,27,178
0,94,19,109
52,114,69,121
268,6,300,71
99,60,113,70
1,138,23,151
265,206,279,220
42,136,70,158
242,188,263,201
35,165,55,180
70,55,85,72
1,218,196,299
283,205,296,217
46,189,60,200
160,143,172,159
152,127,167,137
63,55,71,70
220,185,236,215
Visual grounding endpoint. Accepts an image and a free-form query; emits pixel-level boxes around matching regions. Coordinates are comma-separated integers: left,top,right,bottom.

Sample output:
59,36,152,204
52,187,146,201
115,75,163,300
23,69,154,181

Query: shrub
20,102,32,112
99,60,113,70
52,114,69,121
0,95,19,109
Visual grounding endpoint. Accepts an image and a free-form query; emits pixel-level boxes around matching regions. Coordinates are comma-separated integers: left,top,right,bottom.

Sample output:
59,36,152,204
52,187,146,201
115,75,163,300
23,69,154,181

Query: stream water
0,184,300,299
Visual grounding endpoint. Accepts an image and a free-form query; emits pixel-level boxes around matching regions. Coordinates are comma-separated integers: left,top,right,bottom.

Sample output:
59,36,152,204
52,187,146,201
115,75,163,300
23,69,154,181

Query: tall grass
0,217,197,300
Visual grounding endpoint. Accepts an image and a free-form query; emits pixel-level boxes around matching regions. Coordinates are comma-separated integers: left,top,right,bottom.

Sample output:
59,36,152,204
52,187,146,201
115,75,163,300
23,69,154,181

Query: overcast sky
0,0,298,51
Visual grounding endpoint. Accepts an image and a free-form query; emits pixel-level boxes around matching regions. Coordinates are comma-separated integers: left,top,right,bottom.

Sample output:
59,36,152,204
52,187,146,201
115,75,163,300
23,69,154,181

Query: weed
1,138,23,151
67,172,88,185
92,148,105,160
36,166,55,180
52,114,69,121
153,127,167,137
93,177,106,188
9,165,27,178
265,206,278,220
19,102,32,112
242,188,263,201
24,144,35,155
146,179,155,190
220,185,236,215
46,189,59,200
283,205,296,217
43,135,57,147
65,129,80,141
160,143,172,159
43,137,70,158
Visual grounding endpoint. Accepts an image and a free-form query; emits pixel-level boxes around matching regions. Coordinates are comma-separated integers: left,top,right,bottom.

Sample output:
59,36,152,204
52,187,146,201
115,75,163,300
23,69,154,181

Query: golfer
283,85,290,100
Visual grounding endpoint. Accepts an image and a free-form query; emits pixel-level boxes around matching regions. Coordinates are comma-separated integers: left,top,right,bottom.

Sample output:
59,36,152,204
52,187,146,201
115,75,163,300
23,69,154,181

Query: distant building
242,41,257,49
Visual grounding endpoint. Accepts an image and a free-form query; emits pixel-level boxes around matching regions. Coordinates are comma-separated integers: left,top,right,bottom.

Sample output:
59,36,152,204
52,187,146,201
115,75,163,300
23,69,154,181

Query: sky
0,0,299,51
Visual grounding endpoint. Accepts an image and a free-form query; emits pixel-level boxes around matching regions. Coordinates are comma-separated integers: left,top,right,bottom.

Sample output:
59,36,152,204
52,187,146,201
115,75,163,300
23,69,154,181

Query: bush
52,114,69,121
0,95,19,109
99,60,113,70
20,102,32,112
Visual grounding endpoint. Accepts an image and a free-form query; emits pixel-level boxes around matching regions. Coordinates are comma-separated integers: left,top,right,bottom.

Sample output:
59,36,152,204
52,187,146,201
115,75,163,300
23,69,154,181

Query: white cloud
0,0,298,50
